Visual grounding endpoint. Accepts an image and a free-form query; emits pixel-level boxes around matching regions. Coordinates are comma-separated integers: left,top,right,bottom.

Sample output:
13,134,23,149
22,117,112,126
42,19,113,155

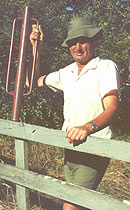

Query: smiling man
28,17,120,210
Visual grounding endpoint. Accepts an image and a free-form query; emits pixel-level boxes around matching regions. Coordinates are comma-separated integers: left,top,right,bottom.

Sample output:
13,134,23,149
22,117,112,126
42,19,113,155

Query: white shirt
45,57,120,139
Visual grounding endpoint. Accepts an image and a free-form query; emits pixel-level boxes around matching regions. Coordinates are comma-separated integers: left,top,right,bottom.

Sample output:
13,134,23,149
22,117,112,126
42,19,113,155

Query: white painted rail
0,119,130,162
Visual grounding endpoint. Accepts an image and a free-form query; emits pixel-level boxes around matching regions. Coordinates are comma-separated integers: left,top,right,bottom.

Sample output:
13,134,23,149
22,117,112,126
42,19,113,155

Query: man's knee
63,202,92,210
63,202,79,210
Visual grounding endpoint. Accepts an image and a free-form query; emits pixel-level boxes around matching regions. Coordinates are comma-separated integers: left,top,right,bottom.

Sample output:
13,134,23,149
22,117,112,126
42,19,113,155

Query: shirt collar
82,56,100,71
70,57,100,77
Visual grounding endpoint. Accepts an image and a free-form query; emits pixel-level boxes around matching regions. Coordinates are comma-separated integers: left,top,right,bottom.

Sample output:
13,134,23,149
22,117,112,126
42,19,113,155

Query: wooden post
15,140,30,210
7,6,32,209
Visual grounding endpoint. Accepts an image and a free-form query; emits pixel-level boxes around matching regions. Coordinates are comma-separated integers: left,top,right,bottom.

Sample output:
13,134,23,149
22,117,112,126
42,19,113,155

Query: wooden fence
0,118,130,210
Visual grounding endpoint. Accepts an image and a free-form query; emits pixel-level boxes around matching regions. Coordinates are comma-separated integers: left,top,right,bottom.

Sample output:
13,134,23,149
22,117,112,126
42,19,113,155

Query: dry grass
99,159,130,200
0,136,130,209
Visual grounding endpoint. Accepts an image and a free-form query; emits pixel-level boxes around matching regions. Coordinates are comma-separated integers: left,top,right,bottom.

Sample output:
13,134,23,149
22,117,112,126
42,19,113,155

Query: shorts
64,149,110,190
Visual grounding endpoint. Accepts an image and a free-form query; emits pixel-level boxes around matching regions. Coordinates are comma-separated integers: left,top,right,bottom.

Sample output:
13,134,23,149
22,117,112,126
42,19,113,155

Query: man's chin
75,57,88,64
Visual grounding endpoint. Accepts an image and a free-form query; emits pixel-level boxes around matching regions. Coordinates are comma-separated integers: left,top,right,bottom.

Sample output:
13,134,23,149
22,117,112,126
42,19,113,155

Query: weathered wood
15,140,28,168
15,140,30,210
0,119,130,162
16,185,30,210
0,163,129,210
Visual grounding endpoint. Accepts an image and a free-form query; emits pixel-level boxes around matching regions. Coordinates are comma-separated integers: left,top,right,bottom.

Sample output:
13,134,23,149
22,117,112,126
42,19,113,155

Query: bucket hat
62,17,103,47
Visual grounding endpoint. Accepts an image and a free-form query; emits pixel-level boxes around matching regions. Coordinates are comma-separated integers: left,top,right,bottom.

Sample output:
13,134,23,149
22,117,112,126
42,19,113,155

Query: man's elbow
37,76,46,87
26,76,46,88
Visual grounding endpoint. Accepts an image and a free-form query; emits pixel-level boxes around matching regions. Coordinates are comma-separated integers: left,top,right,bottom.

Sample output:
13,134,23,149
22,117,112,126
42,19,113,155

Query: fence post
15,139,30,210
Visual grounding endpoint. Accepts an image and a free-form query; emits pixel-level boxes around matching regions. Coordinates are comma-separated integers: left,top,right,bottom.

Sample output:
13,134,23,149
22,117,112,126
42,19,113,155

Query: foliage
0,0,130,134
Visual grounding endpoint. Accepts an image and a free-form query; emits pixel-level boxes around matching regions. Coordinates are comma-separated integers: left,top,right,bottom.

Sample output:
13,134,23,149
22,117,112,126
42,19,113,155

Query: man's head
62,17,103,65
69,37,98,65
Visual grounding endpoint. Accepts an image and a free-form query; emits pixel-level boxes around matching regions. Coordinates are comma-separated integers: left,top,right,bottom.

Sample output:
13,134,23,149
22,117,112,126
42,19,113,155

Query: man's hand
26,25,44,88
30,25,43,53
65,125,91,146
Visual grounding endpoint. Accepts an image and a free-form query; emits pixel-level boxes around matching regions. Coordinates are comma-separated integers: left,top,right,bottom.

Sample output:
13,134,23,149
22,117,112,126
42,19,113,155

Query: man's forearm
85,94,119,134
26,49,41,88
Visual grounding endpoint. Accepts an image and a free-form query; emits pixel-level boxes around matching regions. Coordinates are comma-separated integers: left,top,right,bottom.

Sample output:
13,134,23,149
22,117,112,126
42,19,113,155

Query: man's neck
76,57,94,75
77,64,86,75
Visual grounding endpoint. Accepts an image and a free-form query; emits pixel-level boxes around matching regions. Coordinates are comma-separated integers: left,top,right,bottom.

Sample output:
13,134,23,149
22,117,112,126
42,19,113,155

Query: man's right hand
30,25,44,54
26,25,44,88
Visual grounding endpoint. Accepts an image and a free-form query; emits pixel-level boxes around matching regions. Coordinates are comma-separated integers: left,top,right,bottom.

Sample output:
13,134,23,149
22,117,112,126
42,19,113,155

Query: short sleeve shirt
45,57,120,139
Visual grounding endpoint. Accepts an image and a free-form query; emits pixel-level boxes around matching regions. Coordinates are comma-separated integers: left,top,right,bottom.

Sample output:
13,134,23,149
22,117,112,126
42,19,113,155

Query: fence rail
0,118,130,210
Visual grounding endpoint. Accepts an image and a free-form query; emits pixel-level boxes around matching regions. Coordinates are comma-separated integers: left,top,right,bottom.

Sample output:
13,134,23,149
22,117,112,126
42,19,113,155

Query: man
27,17,120,210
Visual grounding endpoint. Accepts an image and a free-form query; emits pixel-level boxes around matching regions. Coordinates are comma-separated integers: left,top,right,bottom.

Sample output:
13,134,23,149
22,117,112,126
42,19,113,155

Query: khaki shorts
64,150,110,190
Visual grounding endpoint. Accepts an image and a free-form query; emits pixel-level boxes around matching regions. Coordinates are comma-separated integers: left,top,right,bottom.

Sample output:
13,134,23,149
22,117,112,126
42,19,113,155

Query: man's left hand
65,125,90,146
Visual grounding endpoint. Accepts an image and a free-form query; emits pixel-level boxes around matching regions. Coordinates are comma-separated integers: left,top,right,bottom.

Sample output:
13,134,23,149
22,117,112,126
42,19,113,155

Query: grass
0,135,130,209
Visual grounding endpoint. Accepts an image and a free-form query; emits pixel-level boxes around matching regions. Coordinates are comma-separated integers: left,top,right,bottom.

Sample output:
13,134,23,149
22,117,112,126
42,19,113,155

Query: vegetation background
0,0,130,209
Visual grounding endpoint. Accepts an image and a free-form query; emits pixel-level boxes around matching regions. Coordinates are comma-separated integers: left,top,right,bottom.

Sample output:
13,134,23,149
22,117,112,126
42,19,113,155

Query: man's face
68,37,97,65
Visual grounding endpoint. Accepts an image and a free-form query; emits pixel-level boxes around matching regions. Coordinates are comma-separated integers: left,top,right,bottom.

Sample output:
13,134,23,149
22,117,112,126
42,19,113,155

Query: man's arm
26,25,45,88
66,89,119,145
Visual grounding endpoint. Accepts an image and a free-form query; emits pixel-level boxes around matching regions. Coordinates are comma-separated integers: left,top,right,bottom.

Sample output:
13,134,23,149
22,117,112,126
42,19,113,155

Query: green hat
62,17,103,47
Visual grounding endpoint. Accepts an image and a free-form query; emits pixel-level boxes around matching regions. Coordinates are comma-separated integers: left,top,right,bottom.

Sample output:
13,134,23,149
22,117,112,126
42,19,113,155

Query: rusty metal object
6,7,39,121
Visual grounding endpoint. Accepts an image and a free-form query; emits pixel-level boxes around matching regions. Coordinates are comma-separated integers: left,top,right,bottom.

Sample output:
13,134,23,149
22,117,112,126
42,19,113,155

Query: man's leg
63,163,94,210
63,151,110,210
63,202,91,210
63,202,80,210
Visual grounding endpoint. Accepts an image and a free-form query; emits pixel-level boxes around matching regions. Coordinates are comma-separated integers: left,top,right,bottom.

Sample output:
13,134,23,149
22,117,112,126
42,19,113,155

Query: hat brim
62,26,103,47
